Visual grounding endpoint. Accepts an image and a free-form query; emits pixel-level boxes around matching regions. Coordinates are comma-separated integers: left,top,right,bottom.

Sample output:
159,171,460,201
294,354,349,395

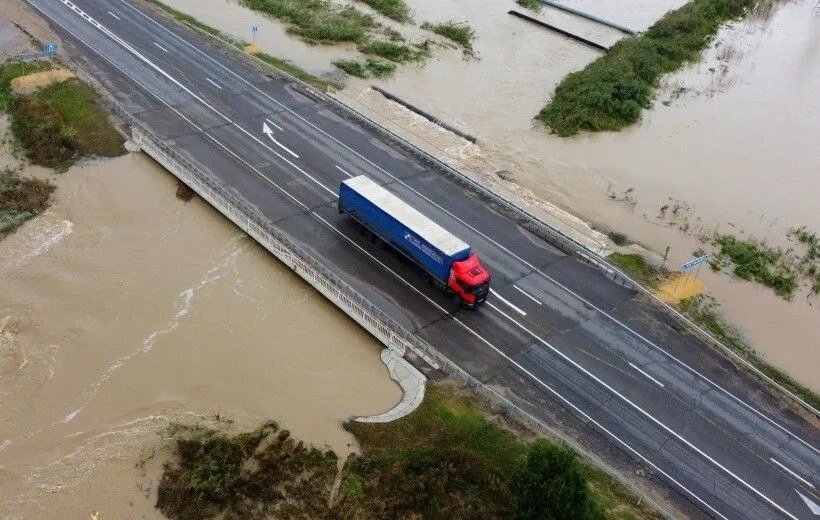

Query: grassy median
539,0,768,135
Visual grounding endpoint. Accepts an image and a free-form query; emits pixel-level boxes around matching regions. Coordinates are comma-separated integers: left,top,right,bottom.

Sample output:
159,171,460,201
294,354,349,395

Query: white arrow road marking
262,122,299,159
797,490,820,515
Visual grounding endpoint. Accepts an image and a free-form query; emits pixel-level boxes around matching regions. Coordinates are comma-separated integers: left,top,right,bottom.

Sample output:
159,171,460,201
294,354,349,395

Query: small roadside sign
45,43,57,53
682,254,709,271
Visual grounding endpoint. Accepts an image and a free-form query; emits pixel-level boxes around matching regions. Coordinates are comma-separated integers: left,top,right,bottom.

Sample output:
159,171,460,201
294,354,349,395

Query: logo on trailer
404,232,444,264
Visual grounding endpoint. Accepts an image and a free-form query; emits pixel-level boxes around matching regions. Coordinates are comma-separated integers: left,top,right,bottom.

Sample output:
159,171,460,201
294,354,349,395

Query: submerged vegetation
332,58,397,78
516,0,543,13
10,79,124,171
539,0,769,135
146,0,341,89
678,295,820,410
0,168,55,238
706,227,820,300
421,20,476,56
359,0,412,23
157,384,662,520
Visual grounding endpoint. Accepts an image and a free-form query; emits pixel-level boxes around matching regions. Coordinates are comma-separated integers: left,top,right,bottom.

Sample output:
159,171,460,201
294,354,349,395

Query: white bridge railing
63,52,689,519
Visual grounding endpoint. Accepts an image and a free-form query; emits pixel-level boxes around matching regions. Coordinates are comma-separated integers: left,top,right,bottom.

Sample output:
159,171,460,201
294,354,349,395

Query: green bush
512,441,604,520
539,0,761,135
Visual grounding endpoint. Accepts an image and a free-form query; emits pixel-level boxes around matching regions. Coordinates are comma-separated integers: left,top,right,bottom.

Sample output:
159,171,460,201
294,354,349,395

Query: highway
25,0,820,518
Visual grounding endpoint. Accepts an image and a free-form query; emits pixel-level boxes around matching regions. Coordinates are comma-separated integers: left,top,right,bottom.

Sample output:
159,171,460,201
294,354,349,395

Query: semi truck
338,175,491,308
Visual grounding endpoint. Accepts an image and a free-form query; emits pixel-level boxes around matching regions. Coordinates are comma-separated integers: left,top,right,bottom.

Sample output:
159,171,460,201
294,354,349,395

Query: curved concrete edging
356,349,426,423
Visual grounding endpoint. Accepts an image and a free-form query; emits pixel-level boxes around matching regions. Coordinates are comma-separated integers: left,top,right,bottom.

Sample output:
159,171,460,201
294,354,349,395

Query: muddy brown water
158,0,820,390
0,149,400,518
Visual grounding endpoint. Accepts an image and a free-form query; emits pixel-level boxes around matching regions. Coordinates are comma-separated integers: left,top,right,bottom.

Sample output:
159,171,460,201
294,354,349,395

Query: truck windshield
469,281,490,296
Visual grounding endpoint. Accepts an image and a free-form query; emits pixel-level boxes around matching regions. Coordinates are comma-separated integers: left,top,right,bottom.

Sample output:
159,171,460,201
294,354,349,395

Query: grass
0,60,53,111
710,233,796,299
538,0,767,135
10,79,124,171
333,58,396,78
359,0,412,23
0,168,55,238
144,0,341,90
357,39,428,63
421,20,476,56
156,383,663,519
240,0,376,44
607,252,665,288
516,0,543,13
678,295,820,410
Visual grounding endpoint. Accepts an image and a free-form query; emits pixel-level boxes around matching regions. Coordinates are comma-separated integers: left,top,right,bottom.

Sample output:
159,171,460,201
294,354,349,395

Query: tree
511,441,603,520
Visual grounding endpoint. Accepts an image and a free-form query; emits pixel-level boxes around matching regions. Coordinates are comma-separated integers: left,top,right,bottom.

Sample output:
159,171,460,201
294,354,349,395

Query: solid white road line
107,10,120,20
335,165,354,178
204,77,222,89
770,458,815,489
264,118,284,131
120,1,820,458
153,41,167,52
512,284,542,305
489,288,526,316
628,362,665,388
25,13,735,518
50,3,806,516
485,301,799,520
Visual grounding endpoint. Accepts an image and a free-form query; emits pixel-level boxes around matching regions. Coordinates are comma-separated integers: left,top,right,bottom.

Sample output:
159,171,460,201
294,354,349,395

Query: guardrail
63,51,677,518
191,25,818,418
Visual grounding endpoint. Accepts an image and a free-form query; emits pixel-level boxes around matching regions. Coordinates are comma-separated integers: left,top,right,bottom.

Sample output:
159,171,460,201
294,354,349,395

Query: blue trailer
338,175,491,307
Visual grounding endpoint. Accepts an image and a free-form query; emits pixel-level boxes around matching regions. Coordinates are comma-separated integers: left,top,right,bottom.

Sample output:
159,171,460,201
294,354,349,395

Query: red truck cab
448,253,491,308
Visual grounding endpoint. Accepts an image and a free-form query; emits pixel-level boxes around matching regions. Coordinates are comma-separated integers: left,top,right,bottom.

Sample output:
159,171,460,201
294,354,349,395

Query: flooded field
0,151,400,518
158,0,820,389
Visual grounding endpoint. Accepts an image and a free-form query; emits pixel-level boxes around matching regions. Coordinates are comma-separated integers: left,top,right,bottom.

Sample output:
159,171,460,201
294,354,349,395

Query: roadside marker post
251,25,258,45
676,254,709,290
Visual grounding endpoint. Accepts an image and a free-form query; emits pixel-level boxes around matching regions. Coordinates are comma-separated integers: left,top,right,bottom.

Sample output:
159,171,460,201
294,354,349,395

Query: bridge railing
64,56,677,518
186,25,818,417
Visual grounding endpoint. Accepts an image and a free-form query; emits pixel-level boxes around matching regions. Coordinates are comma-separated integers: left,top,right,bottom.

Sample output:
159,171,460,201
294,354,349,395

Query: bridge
24,0,820,518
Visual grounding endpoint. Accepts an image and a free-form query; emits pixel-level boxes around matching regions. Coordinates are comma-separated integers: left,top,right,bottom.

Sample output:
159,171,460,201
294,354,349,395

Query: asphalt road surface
24,0,820,517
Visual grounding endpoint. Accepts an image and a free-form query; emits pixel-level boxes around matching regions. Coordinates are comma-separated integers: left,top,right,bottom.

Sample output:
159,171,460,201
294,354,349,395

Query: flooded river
159,0,820,389
0,149,400,518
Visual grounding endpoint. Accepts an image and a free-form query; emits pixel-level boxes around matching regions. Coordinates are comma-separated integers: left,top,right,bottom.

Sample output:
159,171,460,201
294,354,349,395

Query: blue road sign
251,25,258,32
682,254,709,271
45,43,57,53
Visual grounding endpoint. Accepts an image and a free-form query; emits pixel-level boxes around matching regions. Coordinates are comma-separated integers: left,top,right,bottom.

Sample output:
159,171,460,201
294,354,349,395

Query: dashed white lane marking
769,458,815,489
335,165,354,178
489,288,526,316
512,284,542,305
628,362,665,388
